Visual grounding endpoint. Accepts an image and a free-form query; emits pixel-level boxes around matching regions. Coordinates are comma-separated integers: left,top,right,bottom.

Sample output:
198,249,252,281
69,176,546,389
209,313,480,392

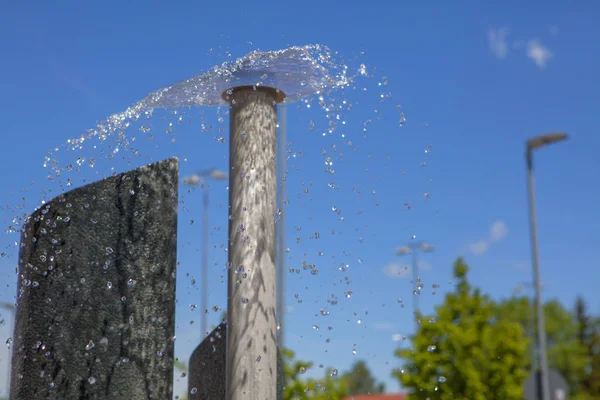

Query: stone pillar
188,323,284,399
10,158,179,400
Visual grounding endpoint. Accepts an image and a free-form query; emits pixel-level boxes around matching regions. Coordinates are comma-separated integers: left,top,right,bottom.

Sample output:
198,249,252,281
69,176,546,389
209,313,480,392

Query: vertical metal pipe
226,87,278,400
412,249,419,331
527,151,551,400
201,186,209,338
277,104,287,349
528,286,538,374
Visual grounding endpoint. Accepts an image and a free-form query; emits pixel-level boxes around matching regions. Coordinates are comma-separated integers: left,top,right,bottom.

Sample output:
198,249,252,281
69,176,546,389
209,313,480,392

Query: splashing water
44,44,354,177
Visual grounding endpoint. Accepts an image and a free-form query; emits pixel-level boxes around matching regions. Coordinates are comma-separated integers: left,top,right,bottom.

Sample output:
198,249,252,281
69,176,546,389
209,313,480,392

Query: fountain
11,44,367,400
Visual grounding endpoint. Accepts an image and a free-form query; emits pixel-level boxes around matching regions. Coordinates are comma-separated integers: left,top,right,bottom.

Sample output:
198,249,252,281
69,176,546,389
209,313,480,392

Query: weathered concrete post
223,86,283,399
10,158,179,400
187,322,284,399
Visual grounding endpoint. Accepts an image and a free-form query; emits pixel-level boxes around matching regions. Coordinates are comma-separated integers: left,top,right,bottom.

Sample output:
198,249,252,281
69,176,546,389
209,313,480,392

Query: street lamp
183,168,228,339
526,132,568,400
396,241,435,331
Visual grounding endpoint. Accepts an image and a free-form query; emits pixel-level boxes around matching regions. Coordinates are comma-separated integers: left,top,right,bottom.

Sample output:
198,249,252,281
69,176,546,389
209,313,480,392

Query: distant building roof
342,394,408,400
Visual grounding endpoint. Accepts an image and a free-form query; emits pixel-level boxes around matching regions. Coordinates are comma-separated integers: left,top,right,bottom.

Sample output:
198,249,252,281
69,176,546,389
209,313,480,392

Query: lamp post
183,168,228,339
526,132,568,400
0,302,15,397
513,282,540,373
396,241,435,331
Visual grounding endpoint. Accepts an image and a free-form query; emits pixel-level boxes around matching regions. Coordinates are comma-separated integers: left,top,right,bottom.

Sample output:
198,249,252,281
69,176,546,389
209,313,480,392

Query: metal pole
412,248,419,331
201,185,209,338
527,150,551,400
225,86,279,400
277,104,287,349
1,303,14,398
528,284,538,374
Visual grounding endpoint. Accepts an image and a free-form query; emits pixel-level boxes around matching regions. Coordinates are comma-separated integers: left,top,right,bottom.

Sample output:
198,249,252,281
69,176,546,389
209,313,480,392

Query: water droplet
6,338,13,347
85,340,95,351
312,324,319,330
352,349,357,355
427,345,437,352
190,387,198,395
439,376,447,383
241,297,249,304
330,369,338,377
105,247,114,254
399,112,406,126
88,377,96,384
256,355,262,363
300,367,306,374
106,281,113,290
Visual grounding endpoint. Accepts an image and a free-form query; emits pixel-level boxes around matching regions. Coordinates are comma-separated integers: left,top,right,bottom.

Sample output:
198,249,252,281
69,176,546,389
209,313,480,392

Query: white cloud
490,220,508,242
374,322,396,331
487,28,555,69
468,220,508,255
513,261,530,270
418,260,432,271
383,263,410,278
489,27,510,59
527,40,553,69
392,333,407,342
469,240,490,256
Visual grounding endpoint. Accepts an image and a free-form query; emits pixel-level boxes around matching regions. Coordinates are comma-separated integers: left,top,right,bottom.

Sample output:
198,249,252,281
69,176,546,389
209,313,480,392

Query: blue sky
1,1,599,397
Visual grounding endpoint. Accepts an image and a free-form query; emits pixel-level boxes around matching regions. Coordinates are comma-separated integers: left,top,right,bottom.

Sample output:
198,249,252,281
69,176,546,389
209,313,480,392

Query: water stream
43,44,356,178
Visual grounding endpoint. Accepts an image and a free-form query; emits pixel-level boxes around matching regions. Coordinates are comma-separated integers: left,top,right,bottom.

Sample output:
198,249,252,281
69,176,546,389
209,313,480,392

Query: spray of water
43,44,355,178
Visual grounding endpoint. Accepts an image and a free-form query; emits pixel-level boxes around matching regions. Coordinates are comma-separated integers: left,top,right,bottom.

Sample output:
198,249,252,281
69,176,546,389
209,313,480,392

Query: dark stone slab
188,322,283,399
10,158,179,400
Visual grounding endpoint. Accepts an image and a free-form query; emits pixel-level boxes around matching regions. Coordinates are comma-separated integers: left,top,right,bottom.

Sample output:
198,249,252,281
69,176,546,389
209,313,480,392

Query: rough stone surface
10,158,179,400
226,88,278,400
188,323,283,400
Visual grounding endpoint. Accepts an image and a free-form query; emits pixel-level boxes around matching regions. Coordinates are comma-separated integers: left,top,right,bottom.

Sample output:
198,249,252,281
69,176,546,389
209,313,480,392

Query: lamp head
527,133,568,151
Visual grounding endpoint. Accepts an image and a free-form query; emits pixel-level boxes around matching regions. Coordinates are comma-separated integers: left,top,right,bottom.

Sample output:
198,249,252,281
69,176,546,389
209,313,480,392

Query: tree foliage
574,297,600,398
394,257,529,400
496,295,592,397
342,360,385,395
282,348,349,400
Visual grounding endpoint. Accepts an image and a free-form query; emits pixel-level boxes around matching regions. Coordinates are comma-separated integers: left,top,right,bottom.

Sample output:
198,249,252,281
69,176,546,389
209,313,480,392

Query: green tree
394,257,529,400
343,360,385,395
496,296,589,396
174,359,189,400
575,297,600,398
282,348,349,399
